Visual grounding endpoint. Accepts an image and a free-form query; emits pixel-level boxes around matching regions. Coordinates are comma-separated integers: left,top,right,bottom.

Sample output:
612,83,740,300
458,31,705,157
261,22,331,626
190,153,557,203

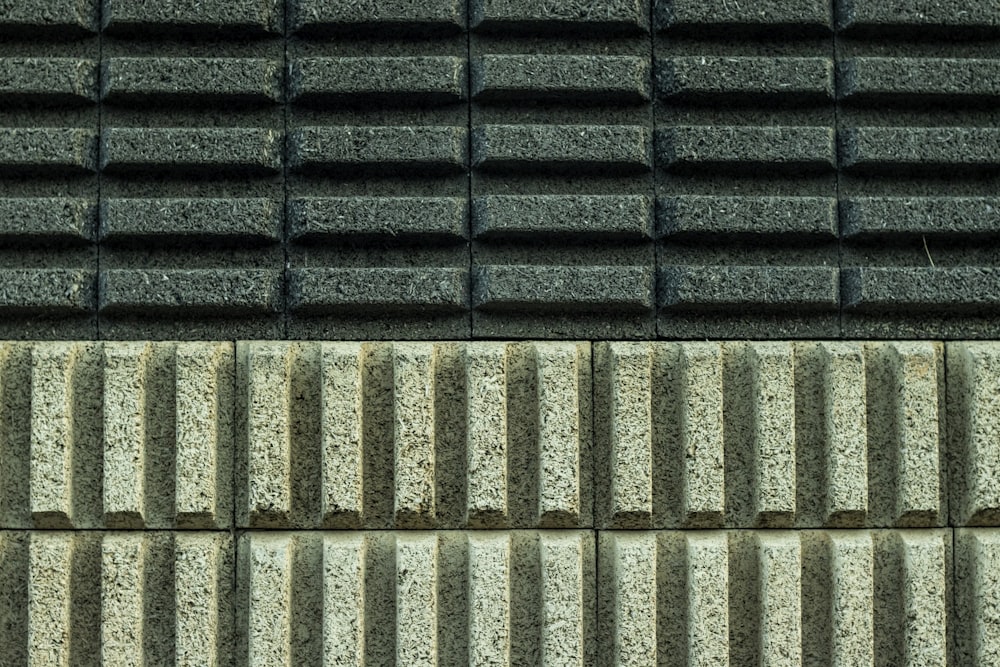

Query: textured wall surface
0,340,998,664
2,0,1000,664
0,0,997,339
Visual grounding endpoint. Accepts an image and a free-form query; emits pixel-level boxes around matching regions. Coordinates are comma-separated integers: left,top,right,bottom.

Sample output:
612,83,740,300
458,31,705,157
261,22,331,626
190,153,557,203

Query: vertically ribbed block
27,533,77,666
949,343,1000,526
464,344,510,527
240,343,294,527
395,533,440,665
242,533,293,666
596,342,943,528
30,343,98,527
595,343,654,529
535,343,589,527
235,342,591,529
599,529,950,665
956,529,1000,665
102,343,150,527
101,534,145,665
679,344,726,527
322,533,367,666
319,343,366,528
237,530,595,665
685,532,730,666
393,344,439,528
748,344,797,525
174,342,234,529
175,533,232,667
467,532,512,664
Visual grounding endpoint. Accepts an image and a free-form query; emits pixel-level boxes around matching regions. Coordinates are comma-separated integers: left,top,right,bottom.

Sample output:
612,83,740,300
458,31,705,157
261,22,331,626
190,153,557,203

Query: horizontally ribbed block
595,341,945,528
659,196,838,239
839,58,1000,104
236,341,592,529
471,0,649,34
841,197,1000,239
0,128,98,174
99,269,282,316
0,58,98,105
0,198,96,244
0,269,96,315
237,530,595,665
658,126,836,173
100,198,281,244
0,342,233,529
473,124,651,174
474,265,655,314
288,126,468,175
843,267,1000,314
0,531,234,665
289,57,467,106
840,127,1000,173
102,57,282,104
289,0,466,36
288,268,469,316
657,56,833,103
473,195,653,241
598,529,951,665
289,197,468,242
659,265,840,313
473,55,650,103
102,0,283,36
837,0,1000,35
100,128,282,175
657,0,833,34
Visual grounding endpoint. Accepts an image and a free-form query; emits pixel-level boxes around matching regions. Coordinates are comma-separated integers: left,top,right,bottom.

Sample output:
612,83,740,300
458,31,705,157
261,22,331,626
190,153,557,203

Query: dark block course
0,0,998,340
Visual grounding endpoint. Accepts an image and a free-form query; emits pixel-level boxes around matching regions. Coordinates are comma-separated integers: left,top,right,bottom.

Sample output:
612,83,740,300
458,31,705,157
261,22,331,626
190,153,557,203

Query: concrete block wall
0,340,998,663
2,0,1000,664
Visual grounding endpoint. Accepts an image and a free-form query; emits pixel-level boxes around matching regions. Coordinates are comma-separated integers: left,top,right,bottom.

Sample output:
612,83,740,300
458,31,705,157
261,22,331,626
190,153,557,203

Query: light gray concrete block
598,529,951,666
594,342,945,529
949,343,1000,526
956,529,1000,665
0,342,233,529
237,530,595,665
236,341,591,529
0,531,233,665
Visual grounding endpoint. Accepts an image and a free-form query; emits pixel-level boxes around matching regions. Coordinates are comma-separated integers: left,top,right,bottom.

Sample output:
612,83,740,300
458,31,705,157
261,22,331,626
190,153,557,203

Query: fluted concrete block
956,529,1000,665
598,529,951,666
236,341,591,529
0,342,233,529
595,341,945,528
0,531,234,666
237,530,595,665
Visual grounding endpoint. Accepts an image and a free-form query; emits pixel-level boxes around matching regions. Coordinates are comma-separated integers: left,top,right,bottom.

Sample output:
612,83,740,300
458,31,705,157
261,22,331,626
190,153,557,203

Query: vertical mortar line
281,1,290,339
832,2,843,338
649,0,657,342
467,0,474,340
96,2,104,340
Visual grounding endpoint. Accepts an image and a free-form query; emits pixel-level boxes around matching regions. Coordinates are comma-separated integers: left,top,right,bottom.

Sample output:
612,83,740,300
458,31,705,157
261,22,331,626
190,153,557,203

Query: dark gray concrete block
0,269,95,313
0,199,95,244
0,59,98,106
842,197,1000,239
288,267,469,314
843,267,1000,313
473,125,651,174
473,55,650,104
839,127,1000,174
0,128,97,175
473,195,653,240
473,265,654,313
659,265,840,312
657,56,833,104
472,0,649,34
289,197,468,243
289,126,468,175
659,196,838,239
100,198,281,244
289,57,466,107
99,269,281,316
837,0,1000,35
102,0,282,35
658,126,836,173
0,0,98,35
100,128,282,176
657,0,832,34
839,58,1000,105
102,58,281,105
289,0,465,36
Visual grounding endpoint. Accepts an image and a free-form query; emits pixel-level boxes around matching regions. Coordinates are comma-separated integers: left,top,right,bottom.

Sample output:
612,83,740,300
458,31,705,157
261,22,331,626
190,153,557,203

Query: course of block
0,0,995,339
